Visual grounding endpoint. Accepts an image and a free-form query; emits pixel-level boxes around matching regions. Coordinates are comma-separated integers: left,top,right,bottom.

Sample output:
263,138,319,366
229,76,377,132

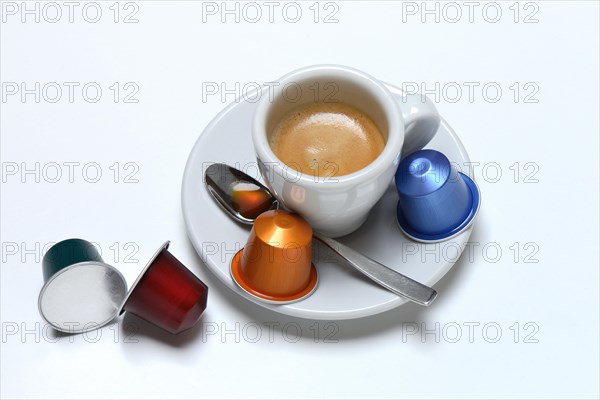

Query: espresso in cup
252,65,440,237
269,102,385,177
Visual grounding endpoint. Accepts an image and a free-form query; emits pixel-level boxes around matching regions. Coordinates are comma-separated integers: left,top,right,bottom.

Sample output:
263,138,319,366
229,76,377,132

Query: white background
1,1,599,399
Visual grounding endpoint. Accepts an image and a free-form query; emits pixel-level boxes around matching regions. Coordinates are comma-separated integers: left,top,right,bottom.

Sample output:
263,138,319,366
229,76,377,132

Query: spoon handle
313,233,438,306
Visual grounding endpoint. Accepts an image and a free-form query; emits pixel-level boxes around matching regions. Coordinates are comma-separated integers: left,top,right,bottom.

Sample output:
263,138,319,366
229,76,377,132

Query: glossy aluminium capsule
38,238,127,334
120,241,209,334
395,149,481,243
230,210,318,304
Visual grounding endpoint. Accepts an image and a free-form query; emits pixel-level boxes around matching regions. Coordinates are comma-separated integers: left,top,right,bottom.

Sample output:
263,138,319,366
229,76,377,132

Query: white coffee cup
252,65,440,237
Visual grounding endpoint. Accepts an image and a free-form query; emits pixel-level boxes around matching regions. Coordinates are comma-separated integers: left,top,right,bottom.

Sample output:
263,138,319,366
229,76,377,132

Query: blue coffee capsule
395,150,480,242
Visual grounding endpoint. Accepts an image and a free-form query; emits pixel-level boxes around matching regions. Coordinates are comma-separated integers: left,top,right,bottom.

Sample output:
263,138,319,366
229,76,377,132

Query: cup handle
392,91,440,159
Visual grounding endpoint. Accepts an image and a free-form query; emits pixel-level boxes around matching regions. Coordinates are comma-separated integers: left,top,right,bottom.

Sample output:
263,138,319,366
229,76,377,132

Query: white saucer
182,83,474,320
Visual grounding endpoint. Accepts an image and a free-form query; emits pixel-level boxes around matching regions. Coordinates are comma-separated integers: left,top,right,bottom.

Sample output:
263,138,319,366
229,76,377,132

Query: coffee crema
269,102,385,177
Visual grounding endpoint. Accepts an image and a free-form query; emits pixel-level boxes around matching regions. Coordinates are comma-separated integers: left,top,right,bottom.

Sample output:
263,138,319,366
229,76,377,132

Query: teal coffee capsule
38,239,127,334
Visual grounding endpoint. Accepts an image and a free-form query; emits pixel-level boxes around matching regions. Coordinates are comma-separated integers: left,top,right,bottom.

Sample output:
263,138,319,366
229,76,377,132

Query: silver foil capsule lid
38,261,128,334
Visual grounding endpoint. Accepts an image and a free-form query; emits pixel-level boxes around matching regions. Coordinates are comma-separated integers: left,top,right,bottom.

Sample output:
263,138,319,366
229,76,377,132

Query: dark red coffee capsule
120,241,208,334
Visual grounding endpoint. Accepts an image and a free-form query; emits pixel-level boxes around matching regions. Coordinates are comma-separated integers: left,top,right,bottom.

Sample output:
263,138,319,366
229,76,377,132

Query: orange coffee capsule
230,210,318,303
